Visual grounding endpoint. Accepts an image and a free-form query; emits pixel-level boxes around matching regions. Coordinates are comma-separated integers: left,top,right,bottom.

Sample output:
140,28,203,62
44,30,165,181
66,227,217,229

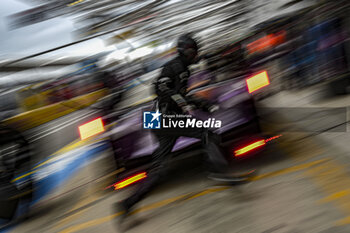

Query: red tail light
78,117,105,140
265,135,282,142
234,139,266,157
114,172,147,190
246,71,270,93
234,135,282,157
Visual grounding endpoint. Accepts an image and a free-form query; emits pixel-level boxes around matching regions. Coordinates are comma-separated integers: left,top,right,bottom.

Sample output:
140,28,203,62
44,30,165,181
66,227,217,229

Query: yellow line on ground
182,187,230,201
50,167,126,230
278,140,350,226
130,193,190,215
319,189,350,204
251,158,330,181
54,194,101,230
58,158,329,233
304,161,350,226
59,212,122,233
58,194,187,233
336,216,350,226
261,113,350,226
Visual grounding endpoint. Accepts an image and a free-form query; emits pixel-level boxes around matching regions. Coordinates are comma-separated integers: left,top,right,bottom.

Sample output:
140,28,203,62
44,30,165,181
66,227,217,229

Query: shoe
113,202,130,228
208,169,257,184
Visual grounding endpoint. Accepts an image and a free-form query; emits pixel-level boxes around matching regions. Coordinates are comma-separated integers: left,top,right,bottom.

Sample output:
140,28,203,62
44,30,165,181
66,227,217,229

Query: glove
182,105,195,114
208,105,219,113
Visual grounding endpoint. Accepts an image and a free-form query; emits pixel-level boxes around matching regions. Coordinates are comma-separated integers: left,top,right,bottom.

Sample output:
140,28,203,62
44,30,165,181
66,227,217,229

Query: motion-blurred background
1,0,350,118
1,0,350,233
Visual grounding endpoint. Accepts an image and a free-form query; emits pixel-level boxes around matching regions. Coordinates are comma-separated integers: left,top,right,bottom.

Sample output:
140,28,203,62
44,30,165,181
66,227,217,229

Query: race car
0,43,278,224
78,63,275,190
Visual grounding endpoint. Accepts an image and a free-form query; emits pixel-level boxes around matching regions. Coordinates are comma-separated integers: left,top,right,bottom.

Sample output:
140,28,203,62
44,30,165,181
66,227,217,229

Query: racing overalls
122,55,230,210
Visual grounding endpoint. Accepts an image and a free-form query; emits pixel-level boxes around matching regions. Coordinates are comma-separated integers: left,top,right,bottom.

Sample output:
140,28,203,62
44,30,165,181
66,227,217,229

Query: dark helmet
177,33,199,64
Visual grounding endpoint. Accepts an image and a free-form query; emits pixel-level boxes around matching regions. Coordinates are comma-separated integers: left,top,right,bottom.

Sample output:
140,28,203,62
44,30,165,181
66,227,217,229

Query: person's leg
121,136,177,211
180,128,254,180
202,130,256,181
202,131,230,173
179,128,229,173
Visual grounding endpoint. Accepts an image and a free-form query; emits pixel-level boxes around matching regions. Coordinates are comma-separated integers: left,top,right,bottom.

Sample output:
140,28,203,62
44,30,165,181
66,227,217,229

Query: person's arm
156,64,189,109
187,95,219,113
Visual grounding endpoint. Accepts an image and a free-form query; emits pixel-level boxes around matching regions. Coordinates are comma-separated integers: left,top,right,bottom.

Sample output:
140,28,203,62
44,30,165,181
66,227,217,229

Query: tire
0,124,33,220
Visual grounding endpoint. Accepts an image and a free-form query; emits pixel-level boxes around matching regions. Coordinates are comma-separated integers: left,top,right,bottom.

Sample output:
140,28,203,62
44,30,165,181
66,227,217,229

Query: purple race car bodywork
103,69,264,169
